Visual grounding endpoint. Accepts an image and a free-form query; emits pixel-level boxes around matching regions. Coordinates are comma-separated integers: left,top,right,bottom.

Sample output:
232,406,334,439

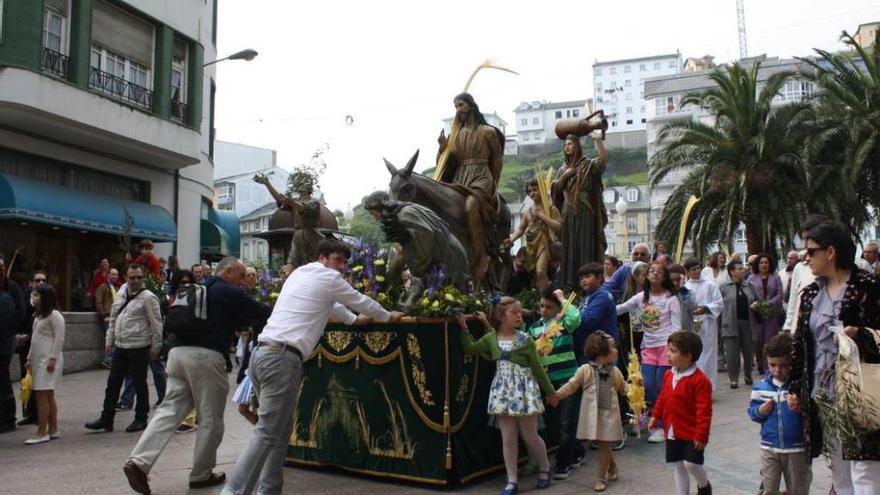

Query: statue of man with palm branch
436,92,505,284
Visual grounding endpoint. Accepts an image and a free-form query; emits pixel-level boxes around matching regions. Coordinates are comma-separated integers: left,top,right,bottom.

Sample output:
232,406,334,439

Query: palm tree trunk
744,220,763,256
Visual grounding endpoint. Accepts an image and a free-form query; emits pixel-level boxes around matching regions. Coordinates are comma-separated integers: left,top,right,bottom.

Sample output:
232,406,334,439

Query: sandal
594,479,608,492
536,470,551,489
607,462,619,481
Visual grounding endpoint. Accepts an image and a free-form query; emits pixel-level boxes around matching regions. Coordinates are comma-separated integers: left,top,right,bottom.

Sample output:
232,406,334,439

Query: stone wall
9,312,105,382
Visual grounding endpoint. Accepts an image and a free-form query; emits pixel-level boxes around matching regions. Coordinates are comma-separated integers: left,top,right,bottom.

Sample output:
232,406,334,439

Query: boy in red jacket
648,331,713,495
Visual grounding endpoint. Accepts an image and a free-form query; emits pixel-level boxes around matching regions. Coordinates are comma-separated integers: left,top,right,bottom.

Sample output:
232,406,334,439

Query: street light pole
203,48,259,67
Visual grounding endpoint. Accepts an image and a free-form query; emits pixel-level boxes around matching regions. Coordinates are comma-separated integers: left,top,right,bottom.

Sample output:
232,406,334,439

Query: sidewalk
0,367,831,494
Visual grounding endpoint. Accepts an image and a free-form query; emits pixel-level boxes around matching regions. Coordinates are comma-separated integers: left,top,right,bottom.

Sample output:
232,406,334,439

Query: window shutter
92,0,153,67
45,0,68,16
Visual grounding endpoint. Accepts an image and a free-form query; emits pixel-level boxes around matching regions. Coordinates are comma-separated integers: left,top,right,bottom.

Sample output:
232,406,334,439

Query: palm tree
796,31,879,234
650,61,812,257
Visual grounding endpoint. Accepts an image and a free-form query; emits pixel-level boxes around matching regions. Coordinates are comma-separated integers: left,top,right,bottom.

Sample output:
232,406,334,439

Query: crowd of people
2,212,879,495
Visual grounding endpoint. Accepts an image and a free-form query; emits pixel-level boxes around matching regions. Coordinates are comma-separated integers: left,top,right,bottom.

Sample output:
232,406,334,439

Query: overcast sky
213,0,880,212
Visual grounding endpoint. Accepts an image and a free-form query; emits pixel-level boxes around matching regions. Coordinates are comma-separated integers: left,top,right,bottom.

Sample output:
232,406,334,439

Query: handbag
836,327,880,429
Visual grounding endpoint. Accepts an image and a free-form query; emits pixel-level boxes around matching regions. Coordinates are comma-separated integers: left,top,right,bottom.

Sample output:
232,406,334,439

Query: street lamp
203,48,259,67
616,197,629,257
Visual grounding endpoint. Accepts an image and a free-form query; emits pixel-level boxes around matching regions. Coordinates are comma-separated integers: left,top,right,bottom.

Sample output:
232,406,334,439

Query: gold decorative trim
361,331,393,354
451,356,479,433
324,331,352,353
285,458,449,485
455,374,469,402
405,334,436,406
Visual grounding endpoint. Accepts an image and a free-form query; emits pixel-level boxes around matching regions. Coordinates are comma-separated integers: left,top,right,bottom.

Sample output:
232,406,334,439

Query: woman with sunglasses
788,220,880,492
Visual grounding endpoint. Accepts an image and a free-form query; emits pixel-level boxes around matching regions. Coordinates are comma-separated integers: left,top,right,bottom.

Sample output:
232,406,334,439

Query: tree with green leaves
650,61,812,256
794,31,879,236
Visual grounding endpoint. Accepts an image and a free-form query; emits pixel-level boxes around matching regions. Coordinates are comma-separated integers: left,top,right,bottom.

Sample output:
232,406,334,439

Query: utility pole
736,0,748,59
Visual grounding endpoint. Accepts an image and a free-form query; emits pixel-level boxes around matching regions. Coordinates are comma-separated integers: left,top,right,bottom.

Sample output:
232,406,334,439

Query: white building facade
213,140,289,217
512,100,589,147
593,53,682,148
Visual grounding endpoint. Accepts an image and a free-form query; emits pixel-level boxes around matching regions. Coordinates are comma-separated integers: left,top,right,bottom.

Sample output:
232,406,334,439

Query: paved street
0,367,832,495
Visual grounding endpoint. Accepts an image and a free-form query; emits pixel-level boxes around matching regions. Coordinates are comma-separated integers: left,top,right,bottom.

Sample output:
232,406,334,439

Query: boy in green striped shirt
529,287,583,479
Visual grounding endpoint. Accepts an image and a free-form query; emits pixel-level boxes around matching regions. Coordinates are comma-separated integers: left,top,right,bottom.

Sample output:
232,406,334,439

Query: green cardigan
460,326,556,396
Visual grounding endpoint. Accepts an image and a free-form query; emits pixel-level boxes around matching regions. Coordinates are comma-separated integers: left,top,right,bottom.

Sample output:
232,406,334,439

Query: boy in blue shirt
529,287,582,479
747,333,812,494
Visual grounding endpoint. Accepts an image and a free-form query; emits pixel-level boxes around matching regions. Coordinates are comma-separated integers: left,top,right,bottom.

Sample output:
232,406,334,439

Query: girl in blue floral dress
458,297,556,495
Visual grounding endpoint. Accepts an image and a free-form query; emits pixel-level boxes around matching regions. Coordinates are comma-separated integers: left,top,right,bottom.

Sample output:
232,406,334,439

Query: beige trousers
128,346,229,482
759,449,812,495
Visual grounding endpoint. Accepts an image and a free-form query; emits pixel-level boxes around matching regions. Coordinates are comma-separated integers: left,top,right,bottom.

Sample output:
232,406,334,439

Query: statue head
384,150,420,201
454,92,485,125
564,134,583,163
363,191,390,219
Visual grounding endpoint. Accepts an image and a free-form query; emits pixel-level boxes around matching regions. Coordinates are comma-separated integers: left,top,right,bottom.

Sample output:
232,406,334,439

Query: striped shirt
528,305,582,386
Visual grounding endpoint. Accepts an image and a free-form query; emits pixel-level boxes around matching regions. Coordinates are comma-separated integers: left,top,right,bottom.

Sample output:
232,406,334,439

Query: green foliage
348,206,389,247
650,61,811,257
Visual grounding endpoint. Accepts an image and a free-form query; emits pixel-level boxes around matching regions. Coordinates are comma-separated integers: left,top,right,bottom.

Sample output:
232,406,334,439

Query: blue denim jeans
120,358,167,406
641,364,670,406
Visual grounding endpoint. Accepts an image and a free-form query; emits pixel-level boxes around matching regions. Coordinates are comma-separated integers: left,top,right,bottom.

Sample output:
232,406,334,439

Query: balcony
88,67,153,110
42,48,69,80
171,99,188,123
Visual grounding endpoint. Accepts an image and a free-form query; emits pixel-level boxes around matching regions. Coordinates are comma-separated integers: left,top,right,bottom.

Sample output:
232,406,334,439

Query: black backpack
165,282,209,340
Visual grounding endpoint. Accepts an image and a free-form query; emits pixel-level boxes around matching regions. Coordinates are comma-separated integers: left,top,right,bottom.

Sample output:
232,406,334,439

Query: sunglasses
805,246,828,257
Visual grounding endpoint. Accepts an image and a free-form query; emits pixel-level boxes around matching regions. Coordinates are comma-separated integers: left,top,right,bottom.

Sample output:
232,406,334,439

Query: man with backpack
85,263,162,433
123,257,271,494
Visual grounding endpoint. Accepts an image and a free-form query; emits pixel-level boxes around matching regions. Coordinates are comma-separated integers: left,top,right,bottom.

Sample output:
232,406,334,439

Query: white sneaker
647,429,665,443
49,431,60,439
24,435,51,445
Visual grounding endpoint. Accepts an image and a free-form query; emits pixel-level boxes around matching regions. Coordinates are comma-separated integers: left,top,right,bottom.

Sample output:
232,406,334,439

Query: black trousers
0,353,15,427
102,346,150,422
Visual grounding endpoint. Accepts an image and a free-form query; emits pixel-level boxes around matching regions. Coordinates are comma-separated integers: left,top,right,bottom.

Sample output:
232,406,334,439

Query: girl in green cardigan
457,297,556,495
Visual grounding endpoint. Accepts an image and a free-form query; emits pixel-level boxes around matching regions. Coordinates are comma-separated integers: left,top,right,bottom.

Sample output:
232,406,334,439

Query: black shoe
697,482,712,495
744,377,753,386
123,461,151,494
115,401,132,411
85,417,114,432
572,451,586,468
589,440,599,449
189,472,226,489
552,465,572,480
17,416,37,426
730,383,739,389
0,423,15,434
612,437,626,451
125,420,148,433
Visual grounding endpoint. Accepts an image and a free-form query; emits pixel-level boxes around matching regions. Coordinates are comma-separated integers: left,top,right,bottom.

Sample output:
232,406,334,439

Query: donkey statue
385,150,511,289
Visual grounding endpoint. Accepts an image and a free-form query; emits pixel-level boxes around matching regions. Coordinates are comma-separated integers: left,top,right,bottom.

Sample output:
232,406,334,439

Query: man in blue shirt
576,262,619,364
603,243,651,300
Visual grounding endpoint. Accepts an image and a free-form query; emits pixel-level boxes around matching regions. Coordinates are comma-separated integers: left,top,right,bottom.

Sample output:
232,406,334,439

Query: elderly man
123,257,272,494
86,263,162,433
863,240,879,272
603,242,652,300
221,239,403,495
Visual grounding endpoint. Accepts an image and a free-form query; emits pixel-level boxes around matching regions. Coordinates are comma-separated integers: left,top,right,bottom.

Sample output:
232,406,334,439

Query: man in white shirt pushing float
221,238,404,495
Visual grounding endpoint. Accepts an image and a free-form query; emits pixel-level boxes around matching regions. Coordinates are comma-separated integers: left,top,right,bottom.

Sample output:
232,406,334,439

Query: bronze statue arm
507,210,530,245
534,207,562,234
254,175,303,212
594,137,608,172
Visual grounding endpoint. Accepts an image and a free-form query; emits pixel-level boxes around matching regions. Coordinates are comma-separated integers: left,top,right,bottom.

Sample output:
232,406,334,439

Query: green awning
200,207,240,258
0,173,176,241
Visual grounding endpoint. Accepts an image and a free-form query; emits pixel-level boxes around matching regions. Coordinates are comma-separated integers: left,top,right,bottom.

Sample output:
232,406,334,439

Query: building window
260,216,269,230
595,67,602,76
625,93,632,100
217,183,233,201
655,96,679,114
611,121,617,127
640,105,646,113
627,240,639,252
171,38,188,122
627,216,637,232
566,110,571,118
610,67,617,75
624,65,631,73
523,134,530,142
596,82,602,92
532,117,539,125
626,119,633,125
89,46,152,108
572,109,579,117
626,188,639,202
624,80,632,87
776,80,815,102
555,111,562,119
626,107,633,114
639,63,646,71
641,118,647,123
668,60,677,68
735,227,746,242
243,243,251,261
654,62,661,70
520,118,527,126
43,9,65,54
603,189,616,203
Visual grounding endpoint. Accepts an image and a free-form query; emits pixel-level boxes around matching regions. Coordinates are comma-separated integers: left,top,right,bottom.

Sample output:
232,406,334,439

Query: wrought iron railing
42,47,69,79
171,99,188,122
88,67,153,109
